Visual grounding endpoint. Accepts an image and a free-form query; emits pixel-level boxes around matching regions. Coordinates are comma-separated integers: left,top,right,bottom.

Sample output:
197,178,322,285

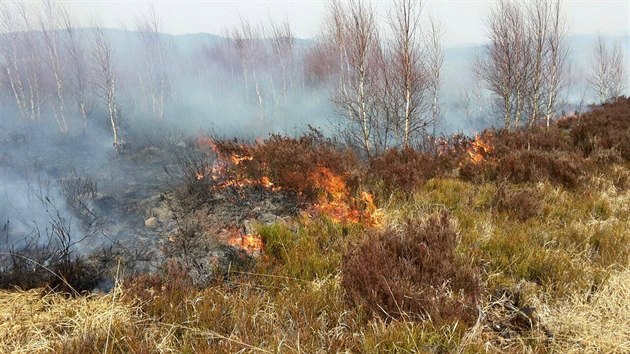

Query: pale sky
62,0,629,46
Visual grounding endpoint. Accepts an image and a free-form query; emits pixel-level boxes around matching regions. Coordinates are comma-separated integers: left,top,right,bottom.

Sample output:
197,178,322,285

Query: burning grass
2,99,630,352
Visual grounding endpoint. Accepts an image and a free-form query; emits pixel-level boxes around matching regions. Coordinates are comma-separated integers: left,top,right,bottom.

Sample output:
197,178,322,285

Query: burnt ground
0,134,300,290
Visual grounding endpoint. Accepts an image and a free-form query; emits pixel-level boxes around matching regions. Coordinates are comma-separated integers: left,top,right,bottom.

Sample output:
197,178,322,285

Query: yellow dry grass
535,267,630,353
0,287,135,353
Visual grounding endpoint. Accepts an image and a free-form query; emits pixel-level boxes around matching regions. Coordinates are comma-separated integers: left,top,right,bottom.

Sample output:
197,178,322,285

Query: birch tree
135,6,170,122
40,0,69,133
61,7,91,130
92,25,124,152
328,0,380,157
388,0,426,148
477,0,567,130
589,35,627,103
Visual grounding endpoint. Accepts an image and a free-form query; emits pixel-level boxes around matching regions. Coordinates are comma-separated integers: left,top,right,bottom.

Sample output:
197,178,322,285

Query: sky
61,0,629,46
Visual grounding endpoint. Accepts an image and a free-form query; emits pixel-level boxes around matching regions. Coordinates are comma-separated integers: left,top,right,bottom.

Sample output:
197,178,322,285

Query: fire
306,167,376,225
224,228,264,256
466,133,494,164
230,154,253,165
194,136,276,190
195,136,377,225
361,191,376,214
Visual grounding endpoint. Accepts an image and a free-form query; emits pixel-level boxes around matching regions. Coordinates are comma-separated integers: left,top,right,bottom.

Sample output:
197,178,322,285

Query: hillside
1,98,628,353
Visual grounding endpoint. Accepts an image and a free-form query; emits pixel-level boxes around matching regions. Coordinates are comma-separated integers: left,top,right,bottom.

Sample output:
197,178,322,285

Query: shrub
495,186,542,222
212,131,361,202
369,148,454,193
497,150,582,188
163,148,216,214
571,97,630,161
342,213,482,325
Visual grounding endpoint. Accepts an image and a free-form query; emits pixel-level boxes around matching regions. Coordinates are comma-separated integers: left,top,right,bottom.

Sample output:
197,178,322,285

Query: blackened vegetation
0,201,101,293
163,148,216,214
59,172,98,223
342,213,482,325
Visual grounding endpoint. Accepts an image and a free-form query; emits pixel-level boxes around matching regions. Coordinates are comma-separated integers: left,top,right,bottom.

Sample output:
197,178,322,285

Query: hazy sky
63,0,629,46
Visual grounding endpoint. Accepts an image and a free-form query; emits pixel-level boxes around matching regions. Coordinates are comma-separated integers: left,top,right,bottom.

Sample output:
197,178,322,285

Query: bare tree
541,0,568,127
0,2,28,120
40,0,69,133
229,17,267,120
60,7,91,130
0,2,44,122
589,35,627,103
475,0,522,130
525,0,567,128
388,0,426,148
92,25,124,152
425,15,444,137
135,6,170,122
269,18,295,94
326,0,381,157
477,0,567,130
16,3,44,122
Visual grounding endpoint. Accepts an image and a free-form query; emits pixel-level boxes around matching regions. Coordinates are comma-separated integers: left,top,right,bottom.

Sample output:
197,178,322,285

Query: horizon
51,0,630,47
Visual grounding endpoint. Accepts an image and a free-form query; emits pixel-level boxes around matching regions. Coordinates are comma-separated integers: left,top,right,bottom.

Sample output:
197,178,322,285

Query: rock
145,217,159,229
258,213,279,224
152,204,173,222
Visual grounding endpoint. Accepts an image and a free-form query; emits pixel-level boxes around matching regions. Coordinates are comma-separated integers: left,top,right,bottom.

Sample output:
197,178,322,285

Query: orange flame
230,154,253,165
466,134,493,165
225,228,263,256
195,136,276,190
306,167,376,224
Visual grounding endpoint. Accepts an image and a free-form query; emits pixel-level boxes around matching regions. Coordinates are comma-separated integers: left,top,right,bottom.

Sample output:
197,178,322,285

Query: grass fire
0,1,629,353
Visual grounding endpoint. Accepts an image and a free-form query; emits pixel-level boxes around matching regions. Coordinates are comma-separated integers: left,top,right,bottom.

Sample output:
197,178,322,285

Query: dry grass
0,287,134,353
534,267,630,353
2,101,629,352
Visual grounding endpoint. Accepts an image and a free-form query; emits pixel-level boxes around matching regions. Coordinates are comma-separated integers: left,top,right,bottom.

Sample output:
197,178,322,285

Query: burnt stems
163,148,216,214
342,213,482,325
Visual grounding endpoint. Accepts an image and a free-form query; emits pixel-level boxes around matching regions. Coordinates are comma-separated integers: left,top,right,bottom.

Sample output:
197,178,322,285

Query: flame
195,136,376,224
224,228,263,256
361,191,376,214
194,136,276,190
306,167,376,224
230,154,253,165
466,133,493,165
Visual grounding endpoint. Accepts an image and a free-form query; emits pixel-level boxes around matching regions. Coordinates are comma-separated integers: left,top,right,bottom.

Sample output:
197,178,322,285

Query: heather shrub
497,149,582,188
571,97,630,161
369,148,454,193
459,159,500,183
495,186,542,222
491,127,573,154
214,132,360,202
342,213,482,325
